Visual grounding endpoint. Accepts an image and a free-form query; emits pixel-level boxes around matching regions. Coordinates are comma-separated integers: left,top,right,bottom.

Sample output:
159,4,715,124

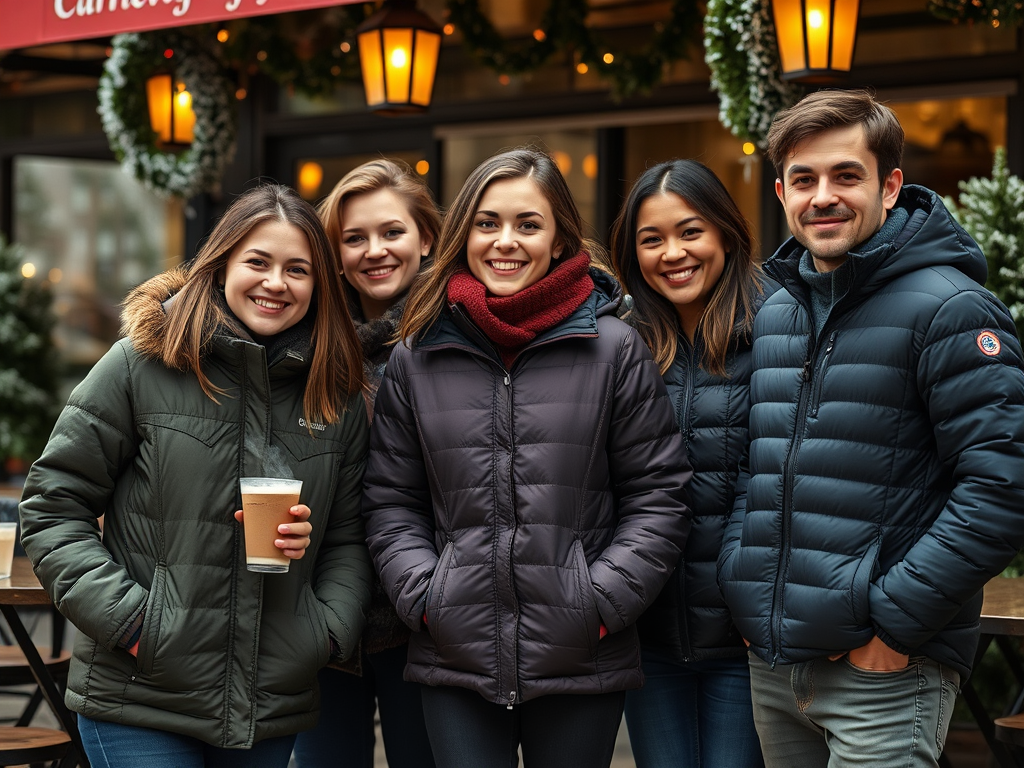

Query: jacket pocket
424,541,454,642
301,583,331,670
136,563,167,677
573,540,601,656
850,540,880,626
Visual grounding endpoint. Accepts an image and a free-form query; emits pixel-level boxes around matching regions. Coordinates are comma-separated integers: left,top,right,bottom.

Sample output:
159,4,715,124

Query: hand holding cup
234,504,313,559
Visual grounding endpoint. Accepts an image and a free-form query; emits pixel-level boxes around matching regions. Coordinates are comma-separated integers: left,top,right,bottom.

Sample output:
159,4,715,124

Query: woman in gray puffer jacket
362,148,692,768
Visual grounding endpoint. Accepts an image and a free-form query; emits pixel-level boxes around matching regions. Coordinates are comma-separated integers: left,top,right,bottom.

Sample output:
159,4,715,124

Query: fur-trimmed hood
120,267,189,361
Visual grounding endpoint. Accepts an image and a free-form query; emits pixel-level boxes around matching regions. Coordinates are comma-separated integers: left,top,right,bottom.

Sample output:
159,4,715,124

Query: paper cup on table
0,522,17,579
239,478,302,574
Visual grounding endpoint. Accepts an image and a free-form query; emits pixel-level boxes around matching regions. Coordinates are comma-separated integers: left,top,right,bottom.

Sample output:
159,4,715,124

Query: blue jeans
748,652,960,767
292,644,434,768
624,652,764,768
78,715,295,768
421,684,626,768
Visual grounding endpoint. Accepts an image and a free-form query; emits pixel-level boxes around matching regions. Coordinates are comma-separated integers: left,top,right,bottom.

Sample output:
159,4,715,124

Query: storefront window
889,94,1006,199
13,156,184,394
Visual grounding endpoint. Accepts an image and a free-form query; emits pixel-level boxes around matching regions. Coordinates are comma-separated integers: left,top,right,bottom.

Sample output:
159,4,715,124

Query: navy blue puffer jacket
719,186,1024,678
363,271,692,706
634,281,774,663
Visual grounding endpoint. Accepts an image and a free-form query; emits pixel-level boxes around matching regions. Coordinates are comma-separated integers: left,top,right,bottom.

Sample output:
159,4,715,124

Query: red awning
0,0,362,52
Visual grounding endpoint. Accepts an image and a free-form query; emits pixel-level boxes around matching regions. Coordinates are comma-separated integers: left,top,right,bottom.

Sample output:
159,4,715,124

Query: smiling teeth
253,298,286,309
365,267,396,277
490,261,523,270
664,267,696,280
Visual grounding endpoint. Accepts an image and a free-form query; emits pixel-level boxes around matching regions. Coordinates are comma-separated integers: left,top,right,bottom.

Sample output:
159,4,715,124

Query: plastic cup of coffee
239,478,302,574
0,523,17,579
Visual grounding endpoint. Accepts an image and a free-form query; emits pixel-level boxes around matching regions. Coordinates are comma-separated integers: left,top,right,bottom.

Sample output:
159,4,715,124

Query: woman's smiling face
222,219,314,340
466,176,562,296
338,188,430,315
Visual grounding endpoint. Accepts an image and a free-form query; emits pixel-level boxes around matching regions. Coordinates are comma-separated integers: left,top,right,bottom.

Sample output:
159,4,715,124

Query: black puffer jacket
362,271,692,706
634,282,773,663
719,186,1024,678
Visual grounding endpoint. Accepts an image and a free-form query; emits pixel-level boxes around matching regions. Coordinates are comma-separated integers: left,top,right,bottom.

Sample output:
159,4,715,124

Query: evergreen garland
704,0,804,147
928,0,1024,28
98,32,236,199
0,237,60,463
447,0,702,98
944,147,1024,337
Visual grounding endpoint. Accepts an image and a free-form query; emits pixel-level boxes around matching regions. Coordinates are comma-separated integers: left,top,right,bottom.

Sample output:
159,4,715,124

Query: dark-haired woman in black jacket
611,159,769,768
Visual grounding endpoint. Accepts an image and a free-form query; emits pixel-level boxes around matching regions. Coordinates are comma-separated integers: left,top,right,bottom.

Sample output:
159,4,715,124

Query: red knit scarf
447,252,594,367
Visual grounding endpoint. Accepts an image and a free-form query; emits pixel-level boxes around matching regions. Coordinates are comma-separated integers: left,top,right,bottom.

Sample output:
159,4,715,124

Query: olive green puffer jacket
19,271,372,748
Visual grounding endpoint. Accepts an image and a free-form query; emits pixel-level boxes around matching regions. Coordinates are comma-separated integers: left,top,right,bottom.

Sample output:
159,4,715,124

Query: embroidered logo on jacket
977,331,1002,357
299,418,327,431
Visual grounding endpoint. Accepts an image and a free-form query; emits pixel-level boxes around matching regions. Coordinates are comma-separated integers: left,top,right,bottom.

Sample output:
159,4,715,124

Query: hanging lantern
146,72,196,146
771,0,860,83
356,0,441,115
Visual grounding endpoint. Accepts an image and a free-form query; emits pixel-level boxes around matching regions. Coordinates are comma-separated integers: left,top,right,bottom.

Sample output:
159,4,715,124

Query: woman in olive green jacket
19,185,372,768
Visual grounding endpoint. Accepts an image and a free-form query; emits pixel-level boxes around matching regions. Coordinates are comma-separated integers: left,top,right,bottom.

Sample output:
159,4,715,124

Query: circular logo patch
977,331,1001,356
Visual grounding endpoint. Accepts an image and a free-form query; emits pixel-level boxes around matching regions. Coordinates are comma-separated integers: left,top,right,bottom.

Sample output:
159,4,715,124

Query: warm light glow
533,28,546,41
576,63,589,74
603,53,614,64
48,268,62,283
582,154,598,180
340,41,352,53
498,74,511,85
297,161,324,200
146,73,195,145
771,0,860,81
743,142,757,155
444,23,455,35
415,160,430,175
257,50,267,61
236,87,248,100
356,1,442,114
163,48,174,59
216,28,229,43
551,151,572,176
21,263,36,279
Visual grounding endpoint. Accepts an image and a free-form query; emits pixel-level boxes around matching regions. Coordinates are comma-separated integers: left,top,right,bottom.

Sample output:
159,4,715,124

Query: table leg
960,634,1024,768
0,604,90,768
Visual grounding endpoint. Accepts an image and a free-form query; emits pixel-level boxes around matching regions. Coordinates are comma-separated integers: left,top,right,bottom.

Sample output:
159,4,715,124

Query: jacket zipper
502,371,520,709
770,334,816,667
808,332,837,419
674,340,697,659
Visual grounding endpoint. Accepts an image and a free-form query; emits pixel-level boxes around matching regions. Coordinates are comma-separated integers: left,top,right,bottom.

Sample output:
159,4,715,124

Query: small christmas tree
0,235,60,467
944,147,1024,338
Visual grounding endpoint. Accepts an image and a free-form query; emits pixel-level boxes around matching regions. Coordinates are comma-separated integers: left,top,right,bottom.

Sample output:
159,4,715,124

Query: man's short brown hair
766,89,905,184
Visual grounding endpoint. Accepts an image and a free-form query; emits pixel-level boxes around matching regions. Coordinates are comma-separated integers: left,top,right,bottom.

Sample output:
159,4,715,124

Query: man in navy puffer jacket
718,89,1024,767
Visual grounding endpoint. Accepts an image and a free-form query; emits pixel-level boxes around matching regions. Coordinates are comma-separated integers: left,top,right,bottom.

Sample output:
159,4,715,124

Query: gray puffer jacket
19,270,372,747
362,270,692,707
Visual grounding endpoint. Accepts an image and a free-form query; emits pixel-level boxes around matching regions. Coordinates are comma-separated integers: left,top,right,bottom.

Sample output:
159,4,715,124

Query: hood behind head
120,267,189,360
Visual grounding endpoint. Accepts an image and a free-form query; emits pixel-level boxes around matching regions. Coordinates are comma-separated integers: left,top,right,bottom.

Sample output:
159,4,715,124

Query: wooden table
953,577,1024,768
0,557,89,767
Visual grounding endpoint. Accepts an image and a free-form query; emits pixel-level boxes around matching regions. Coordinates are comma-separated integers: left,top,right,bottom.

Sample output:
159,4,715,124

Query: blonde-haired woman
363,147,692,768
20,184,372,768
293,159,439,768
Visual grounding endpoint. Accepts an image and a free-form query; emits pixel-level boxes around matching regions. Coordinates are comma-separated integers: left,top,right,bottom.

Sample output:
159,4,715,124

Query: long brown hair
318,158,441,307
158,184,363,424
400,147,605,342
610,159,762,377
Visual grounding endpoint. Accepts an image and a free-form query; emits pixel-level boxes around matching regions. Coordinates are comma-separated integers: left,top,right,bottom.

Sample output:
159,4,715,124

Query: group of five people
19,88,1024,768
